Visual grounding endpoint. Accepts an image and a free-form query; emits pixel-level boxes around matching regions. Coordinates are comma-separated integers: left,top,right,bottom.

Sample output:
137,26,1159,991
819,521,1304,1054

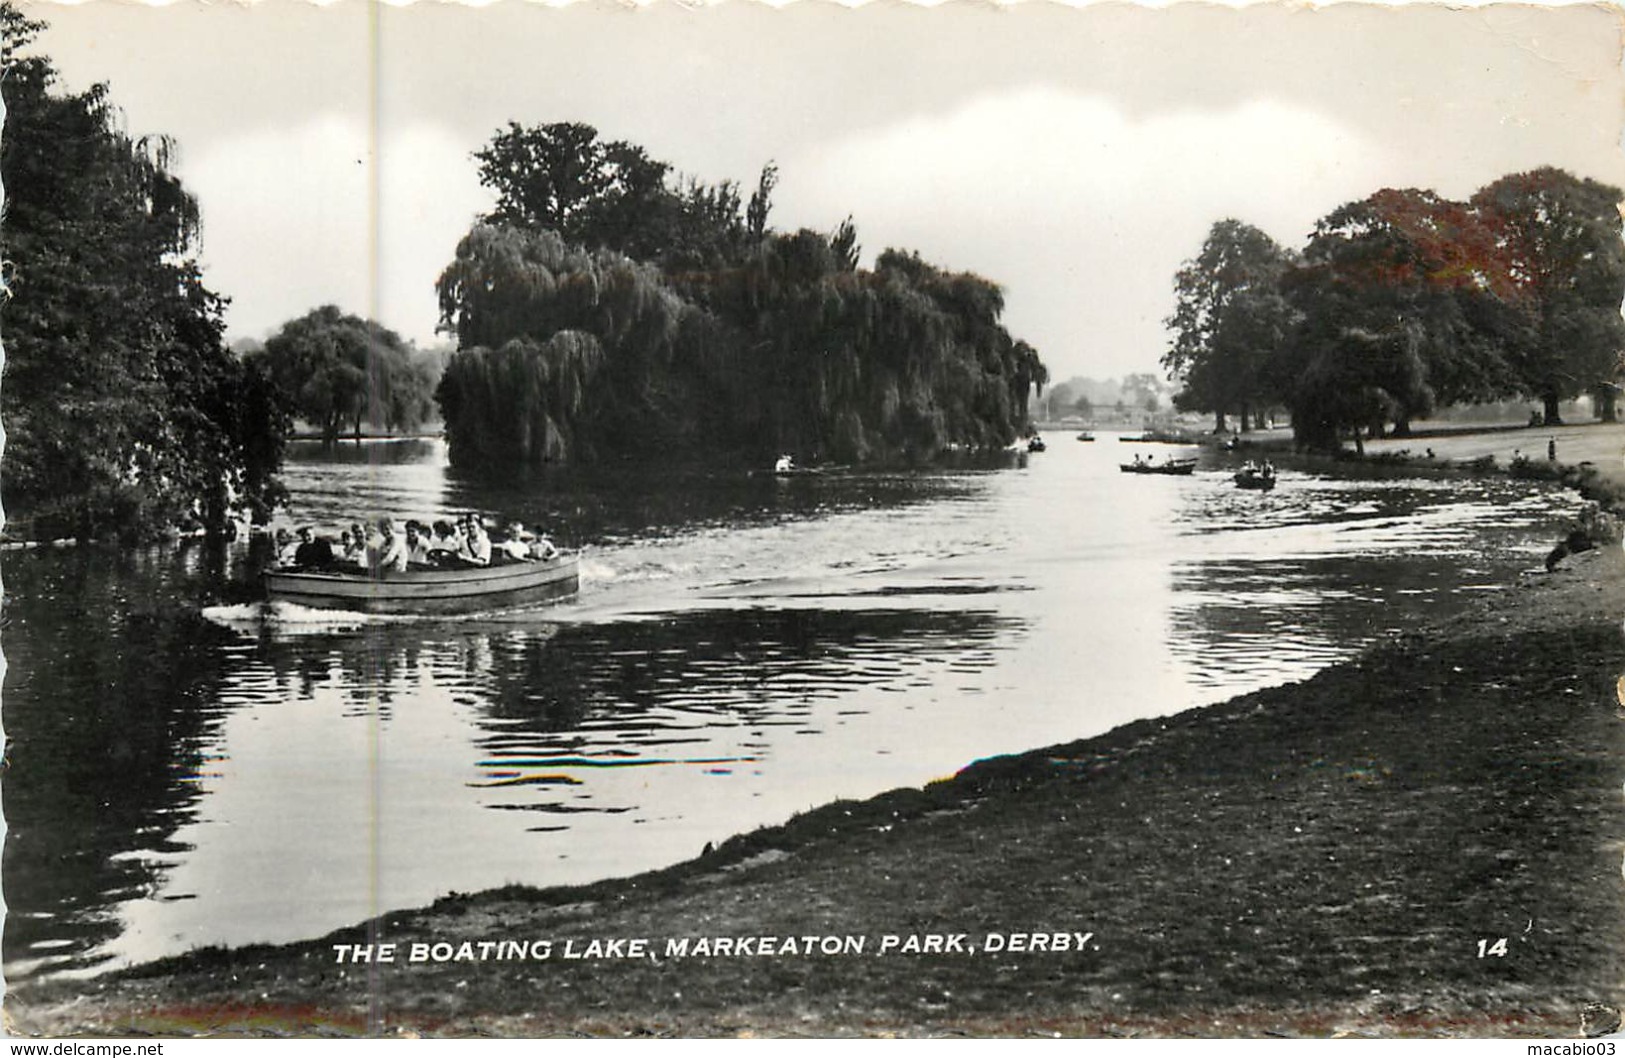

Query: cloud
31,0,1624,381
779,87,1393,377
186,115,373,339
376,122,494,345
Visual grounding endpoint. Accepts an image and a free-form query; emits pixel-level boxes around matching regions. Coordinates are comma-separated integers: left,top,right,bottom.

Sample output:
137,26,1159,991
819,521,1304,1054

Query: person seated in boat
425,520,461,565
371,519,408,574
1132,453,1144,466
403,521,434,567
495,522,536,563
292,526,336,569
774,453,794,473
1262,459,1275,478
459,515,492,567
530,532,560,562
345,522,368,567
275,528,301,567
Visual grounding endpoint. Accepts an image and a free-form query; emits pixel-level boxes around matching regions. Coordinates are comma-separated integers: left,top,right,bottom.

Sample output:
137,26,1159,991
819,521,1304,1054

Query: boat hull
1119,461,1197,476
1234,472,1276,490
264,556,580,615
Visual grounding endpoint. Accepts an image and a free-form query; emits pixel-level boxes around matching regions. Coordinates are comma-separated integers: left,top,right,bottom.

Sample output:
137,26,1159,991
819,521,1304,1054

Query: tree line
4,13,1049,542
433,122,1047,468
0,8,446,539
1163,172,1625,453
1,4,290,539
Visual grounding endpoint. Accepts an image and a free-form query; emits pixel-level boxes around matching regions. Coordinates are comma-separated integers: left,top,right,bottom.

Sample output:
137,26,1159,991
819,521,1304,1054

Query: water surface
2,435,1579,980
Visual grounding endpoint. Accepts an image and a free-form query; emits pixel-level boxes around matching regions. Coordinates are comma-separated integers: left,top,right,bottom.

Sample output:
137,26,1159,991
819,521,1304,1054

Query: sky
18,0,1625,383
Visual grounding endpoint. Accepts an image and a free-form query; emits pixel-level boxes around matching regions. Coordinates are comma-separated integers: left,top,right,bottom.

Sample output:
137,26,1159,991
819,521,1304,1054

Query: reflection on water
1,436,1586,981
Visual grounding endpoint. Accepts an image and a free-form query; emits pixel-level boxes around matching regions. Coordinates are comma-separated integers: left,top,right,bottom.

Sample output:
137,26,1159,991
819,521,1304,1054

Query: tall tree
258,306,437,444
435,225,688,464
746,161,778,241
1,4,287,537
475,121,613,239
438,126,1046,468
1176,171,1622,451
1163,220,1297,432
1472,168,1625,425
1277,308,1431,455
1279,188,1522,443
472,121,757,271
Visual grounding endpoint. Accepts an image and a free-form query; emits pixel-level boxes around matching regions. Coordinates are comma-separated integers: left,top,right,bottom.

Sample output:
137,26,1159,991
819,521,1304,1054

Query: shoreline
8,535,1625,1037
8,427,1625,1039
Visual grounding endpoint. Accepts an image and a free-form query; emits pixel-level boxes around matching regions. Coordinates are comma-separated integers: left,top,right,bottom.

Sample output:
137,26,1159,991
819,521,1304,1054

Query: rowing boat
264,555,580,615
1119,458,1198,476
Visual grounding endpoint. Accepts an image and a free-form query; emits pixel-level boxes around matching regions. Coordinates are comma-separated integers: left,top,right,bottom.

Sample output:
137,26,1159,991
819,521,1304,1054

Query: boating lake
0,434,1585,982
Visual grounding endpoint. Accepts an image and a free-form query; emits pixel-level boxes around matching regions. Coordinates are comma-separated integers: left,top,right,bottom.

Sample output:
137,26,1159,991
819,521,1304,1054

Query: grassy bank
9,534,1625,1038
1237,420,1625,494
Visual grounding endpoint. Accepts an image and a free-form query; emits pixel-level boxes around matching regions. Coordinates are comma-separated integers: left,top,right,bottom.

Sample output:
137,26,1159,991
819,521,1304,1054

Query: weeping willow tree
435,226,698,465
699,242,1046,462
437,332,603,464
434,126,1048,468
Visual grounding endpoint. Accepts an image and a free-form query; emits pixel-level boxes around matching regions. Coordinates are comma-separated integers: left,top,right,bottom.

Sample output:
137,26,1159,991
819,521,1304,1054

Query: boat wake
200,600,420,633
201,599,571,636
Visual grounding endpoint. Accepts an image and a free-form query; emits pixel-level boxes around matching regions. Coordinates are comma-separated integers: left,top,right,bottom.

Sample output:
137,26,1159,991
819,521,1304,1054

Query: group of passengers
276,514,558,574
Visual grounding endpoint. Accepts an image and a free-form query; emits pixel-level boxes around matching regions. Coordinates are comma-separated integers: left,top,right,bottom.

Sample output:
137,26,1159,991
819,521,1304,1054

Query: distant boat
1120,458,1197,476
1076,431,1095,442
1118,429,1195,444
1234,466,1277,490
264,555,580,615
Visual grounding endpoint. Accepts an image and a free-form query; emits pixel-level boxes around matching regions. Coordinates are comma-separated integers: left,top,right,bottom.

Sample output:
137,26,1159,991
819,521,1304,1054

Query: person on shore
1548,437,1557,462
1545,504,1618,572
